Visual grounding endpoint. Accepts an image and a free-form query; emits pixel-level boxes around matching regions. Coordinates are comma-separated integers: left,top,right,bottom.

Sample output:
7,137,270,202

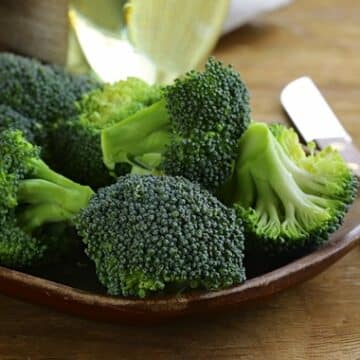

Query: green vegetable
0,105,41,144
50,77,162,188
0,215,45,267
0,129,94,267
1,52,355,297
75,175,246,298
227,122,357,255
0,53,101,126
101,57,251,192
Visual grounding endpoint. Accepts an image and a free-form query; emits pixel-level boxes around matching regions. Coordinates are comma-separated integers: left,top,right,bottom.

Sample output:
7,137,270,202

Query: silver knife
281,76,360,177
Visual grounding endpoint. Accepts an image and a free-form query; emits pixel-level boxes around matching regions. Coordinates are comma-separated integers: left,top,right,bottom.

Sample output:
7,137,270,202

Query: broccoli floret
227,122,357,255
101,57,251,192
0,215,45,267
50,77,162,188
0,104,41,144
0,52,101,125
0,129,94,267
75,175,246,298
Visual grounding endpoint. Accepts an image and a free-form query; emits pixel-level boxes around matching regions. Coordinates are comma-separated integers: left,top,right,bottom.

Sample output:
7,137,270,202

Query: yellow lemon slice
68,0,229,83
126,0,229,83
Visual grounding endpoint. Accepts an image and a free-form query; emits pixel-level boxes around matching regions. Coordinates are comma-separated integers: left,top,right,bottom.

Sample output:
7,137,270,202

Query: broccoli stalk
17,158,94,231
101,100,170,169
227,122,357,255
101,57,251,192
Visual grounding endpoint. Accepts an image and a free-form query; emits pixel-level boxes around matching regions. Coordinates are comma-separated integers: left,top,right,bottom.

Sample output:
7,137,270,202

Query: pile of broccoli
0,53,357,299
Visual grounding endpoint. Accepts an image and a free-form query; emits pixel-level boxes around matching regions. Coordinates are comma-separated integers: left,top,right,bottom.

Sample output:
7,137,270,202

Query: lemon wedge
126,0,229,83
68,0,229,83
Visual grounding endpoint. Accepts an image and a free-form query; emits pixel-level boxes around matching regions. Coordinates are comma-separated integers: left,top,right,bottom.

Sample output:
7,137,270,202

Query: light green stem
18,179,93,215
101,99,170,169
18,203,74,232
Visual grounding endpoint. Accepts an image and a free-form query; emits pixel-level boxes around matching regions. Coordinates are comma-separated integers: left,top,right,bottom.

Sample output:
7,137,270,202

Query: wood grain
0,0,359,358
0,0,68,64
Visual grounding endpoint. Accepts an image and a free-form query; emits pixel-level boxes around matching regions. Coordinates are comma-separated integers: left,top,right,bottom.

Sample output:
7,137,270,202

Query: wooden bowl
0,195,359,324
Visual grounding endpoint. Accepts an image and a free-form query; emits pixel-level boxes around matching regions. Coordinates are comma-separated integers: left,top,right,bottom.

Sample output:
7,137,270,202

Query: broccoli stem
29,158,86,187
17,158,94,231
101,99,170,169
254,178,281,238
131,153,163,173
18,179,91,213
236,123,332,237
255,137,330,231
274,144,331,196
17,204,74,232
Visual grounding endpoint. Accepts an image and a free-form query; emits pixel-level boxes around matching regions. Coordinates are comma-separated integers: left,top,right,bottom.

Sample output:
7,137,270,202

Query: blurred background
0,0,291,83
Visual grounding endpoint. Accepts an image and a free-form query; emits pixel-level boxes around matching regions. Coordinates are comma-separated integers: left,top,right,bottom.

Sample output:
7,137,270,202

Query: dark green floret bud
0,52,101,125
0,215,45,267
0,105,42,144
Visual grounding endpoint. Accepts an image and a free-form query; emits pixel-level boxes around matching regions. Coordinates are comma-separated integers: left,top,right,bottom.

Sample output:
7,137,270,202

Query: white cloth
223,0,292,34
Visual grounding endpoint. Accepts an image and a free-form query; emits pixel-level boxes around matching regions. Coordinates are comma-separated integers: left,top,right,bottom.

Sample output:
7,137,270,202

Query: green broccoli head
0,129,94,267
75,175,246,298
0,105,42,144
0,52,101,125
164,57,250,136
50,78,162,188
229,122,357,255
0,215,45,267
101,57,251,192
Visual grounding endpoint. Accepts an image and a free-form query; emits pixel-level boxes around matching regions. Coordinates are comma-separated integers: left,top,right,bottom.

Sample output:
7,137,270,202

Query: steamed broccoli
0,52,101,125
0,129,94,267
75,175,246,298
50,77,162,188
227,122,357,255
0,105,41,144
101,57,251,192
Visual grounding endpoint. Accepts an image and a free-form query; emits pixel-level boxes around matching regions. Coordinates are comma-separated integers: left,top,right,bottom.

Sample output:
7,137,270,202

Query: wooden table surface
0,0,359,359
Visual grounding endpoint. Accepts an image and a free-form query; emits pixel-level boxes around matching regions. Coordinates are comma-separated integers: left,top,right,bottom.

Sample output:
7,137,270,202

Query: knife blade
281,76,360,177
